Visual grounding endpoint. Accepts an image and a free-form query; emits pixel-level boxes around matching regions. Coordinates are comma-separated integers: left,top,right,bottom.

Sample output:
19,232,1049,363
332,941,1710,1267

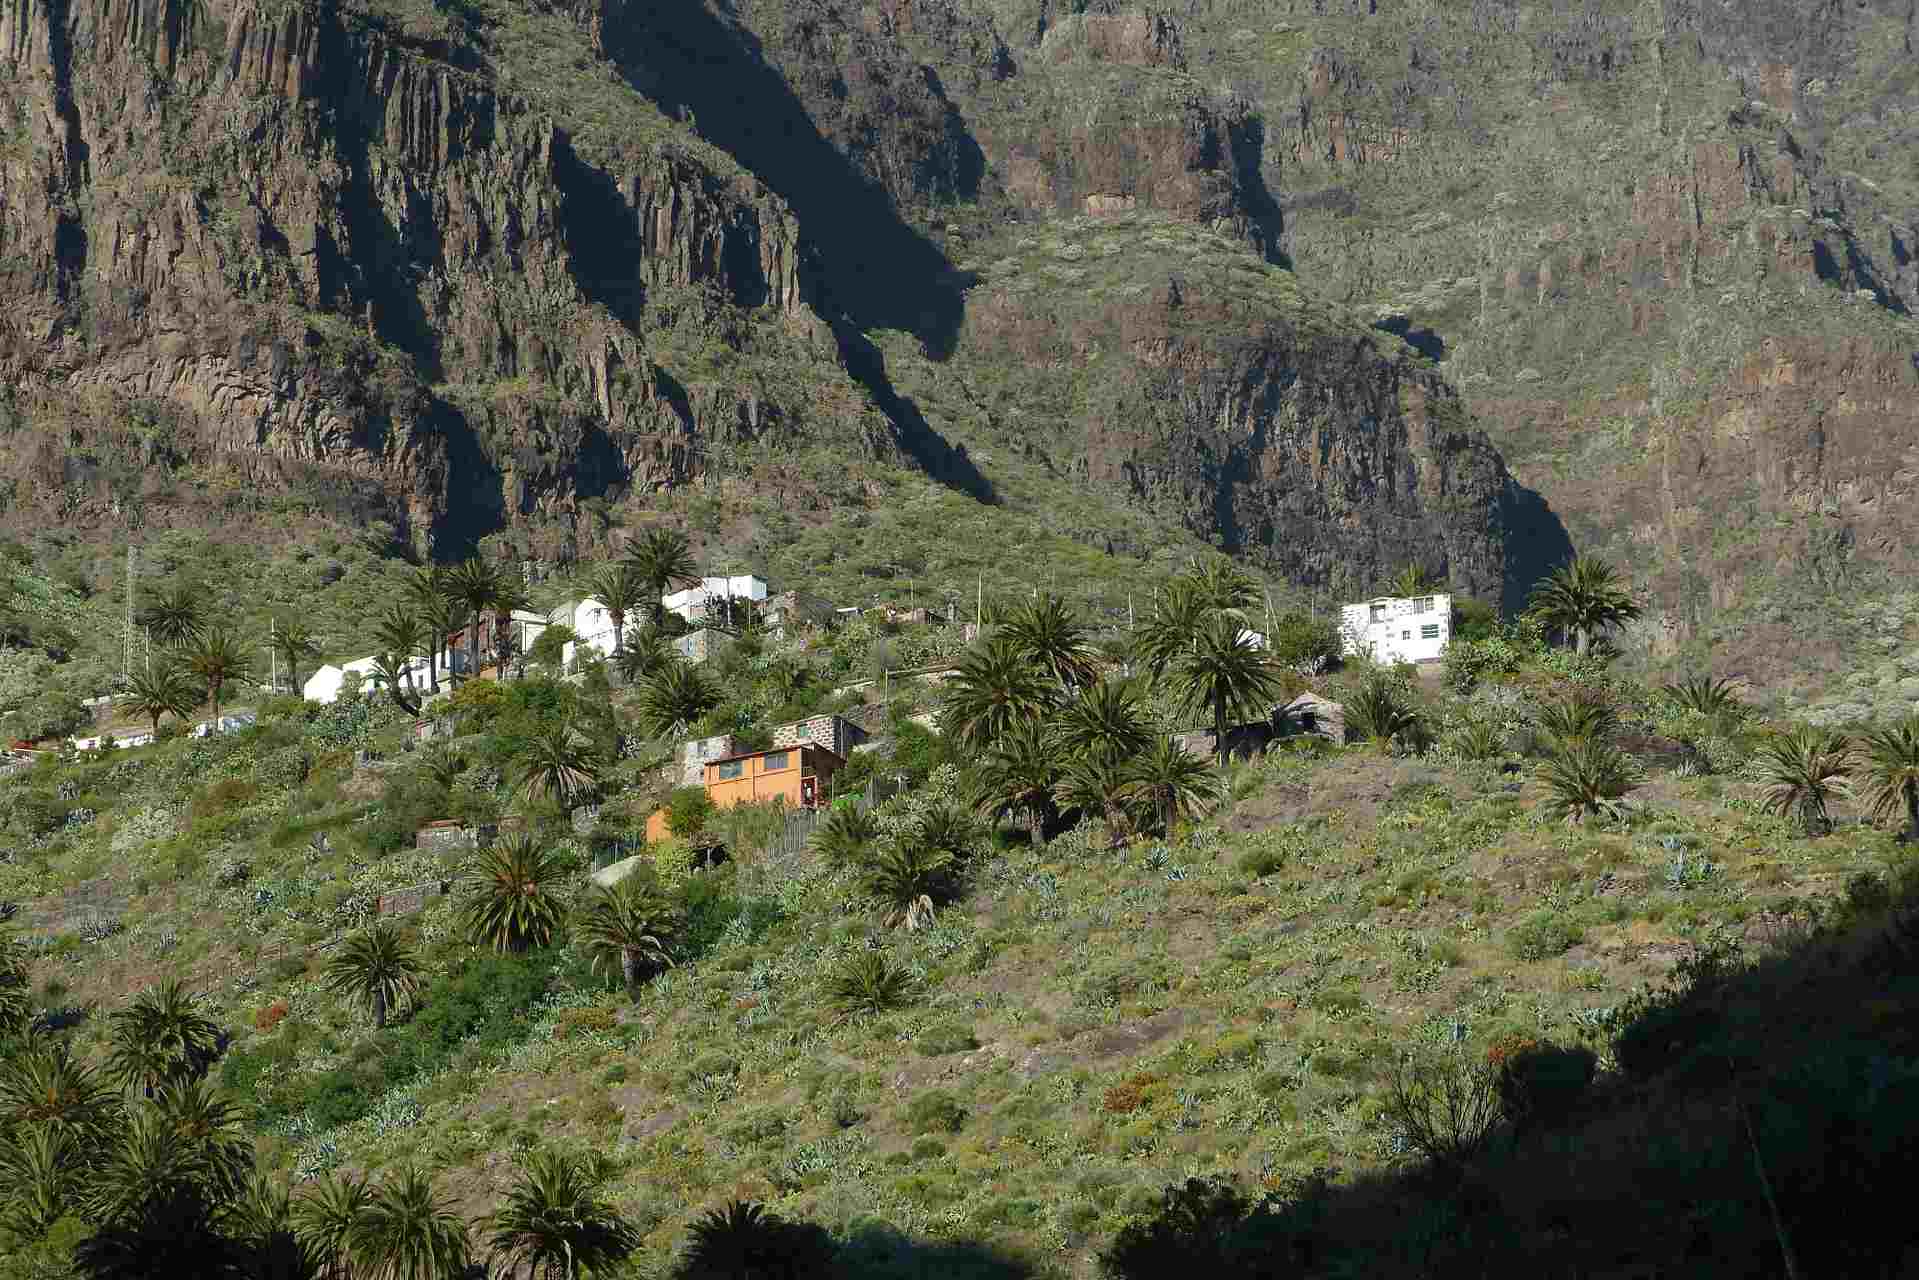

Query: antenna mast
124,545,135,677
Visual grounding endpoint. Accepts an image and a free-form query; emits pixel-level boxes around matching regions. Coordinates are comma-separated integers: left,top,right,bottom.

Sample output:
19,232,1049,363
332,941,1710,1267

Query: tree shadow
1497,479,1574,615
836,1221,1038,1279
1101,870,1919,1279
1370,315,1446,362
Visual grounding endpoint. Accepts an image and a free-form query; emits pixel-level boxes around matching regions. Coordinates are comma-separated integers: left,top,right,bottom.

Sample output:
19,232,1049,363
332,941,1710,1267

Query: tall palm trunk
609,607,626,659
467,616,484,681
373,987,387,1031
621,947,638,996
1905,784,1918,843
424,642,439,695
1574,625,1590,655
210,678,223,731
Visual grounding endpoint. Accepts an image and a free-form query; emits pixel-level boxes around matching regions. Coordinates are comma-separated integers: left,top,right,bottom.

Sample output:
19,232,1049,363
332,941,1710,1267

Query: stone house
770,714,869,760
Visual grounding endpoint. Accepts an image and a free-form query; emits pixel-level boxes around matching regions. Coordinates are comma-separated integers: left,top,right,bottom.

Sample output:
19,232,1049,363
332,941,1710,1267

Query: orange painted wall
703,747,837,810
645,808,671,842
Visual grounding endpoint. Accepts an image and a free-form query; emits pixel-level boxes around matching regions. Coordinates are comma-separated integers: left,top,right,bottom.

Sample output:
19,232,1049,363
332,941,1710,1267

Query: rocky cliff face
949,215,1538,602
0,0,887,557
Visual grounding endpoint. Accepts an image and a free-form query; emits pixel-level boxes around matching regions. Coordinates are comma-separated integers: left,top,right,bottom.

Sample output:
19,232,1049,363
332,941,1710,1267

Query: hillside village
0,530,1913,1279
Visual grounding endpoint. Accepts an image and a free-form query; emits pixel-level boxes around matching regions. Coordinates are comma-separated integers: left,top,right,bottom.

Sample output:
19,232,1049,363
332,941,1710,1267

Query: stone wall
672,629,735,665
770,714,868,759
677,734,738,787
377,880,450,918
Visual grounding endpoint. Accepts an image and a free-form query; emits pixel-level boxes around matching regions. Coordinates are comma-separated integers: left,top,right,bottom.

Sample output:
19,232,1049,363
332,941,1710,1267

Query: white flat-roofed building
1339,593,1452,664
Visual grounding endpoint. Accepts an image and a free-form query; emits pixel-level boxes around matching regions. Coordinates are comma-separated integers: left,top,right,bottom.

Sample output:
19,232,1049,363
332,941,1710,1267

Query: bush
664,786,716,840
913,1021,979,1056
903,1089,966,1134
1380,1051,1502,1175
1097,1177,1293,1280
1507,910,1584,961
1488,1037,1595,1133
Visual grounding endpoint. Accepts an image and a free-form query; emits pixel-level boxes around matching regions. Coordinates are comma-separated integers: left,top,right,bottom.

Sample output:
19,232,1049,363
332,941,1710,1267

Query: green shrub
1507,911,1584,961
903,1089,966,1134
1489,1038,1596,1131
913,1021,979,1056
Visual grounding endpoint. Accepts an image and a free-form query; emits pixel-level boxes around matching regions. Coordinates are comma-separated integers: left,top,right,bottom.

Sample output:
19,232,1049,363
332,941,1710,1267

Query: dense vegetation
0,536,1914,1278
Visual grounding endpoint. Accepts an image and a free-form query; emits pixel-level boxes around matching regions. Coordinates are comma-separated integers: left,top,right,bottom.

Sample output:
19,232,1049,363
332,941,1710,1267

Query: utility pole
976,572,982,627
269,617,277,692
124,545,135,677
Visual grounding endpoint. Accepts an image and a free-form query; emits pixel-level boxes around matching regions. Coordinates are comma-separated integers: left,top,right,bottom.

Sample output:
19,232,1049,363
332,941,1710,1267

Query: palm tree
678,1201,837,1280
373,606,427,696
1053,753,1136,848
999,595,1097,687
184,626,255,728
119,664,199,738
1757,725,1855,836
1052,676,1151,766
0,1124,84,1241
1527,556,1641,655
1537,739,1641,825
970,717,1057,842
808,804,880,868
583,563,647,661
939,635,1053,751
446,558,502,681
137,583,205,649
150,1079,253,1204
227,1175,318,1280
915,802,979,859
1344,674,1420,751
823,954,919,1019
490,578,534,680
272,619,320,697
1172,617,1284,756
616,625,674,685
1863,716,1919,842
1125,736,1221,836
576,876,680,998
462,835,568,954
105,978,223,1097
368,654,422,715
0,1038,118,1141
323,924,423,1030
0,929,31,1037
635,660,720,738
294,1171,373,1280
626,528,698,627
1189,556,1259,618
482,1148,641,1280
351,1167,470,1280
1386,564,1444,598
415,590,465,697
1133,577,1213,678
517,720,601,812
1661,673,1743,720
863,844,955,931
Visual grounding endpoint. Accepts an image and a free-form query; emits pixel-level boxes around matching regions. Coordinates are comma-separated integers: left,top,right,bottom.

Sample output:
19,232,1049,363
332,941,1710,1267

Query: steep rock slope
0,0,1524,598
0,0,888,556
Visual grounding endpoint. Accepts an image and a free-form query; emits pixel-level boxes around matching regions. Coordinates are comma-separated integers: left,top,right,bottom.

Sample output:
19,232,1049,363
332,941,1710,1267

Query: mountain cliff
0,0,1535,605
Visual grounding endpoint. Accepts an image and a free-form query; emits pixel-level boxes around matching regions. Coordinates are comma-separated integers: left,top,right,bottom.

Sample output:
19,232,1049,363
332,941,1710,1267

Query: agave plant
461,835,569,954
1537,739,1641,825
808,804,880,869
824,951,919,1018
1756,725,1855,836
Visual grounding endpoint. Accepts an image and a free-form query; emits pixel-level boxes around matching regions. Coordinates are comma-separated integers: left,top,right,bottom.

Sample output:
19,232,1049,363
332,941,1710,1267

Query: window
1415,596,1433,613
716,760,744,780
1402,630,1411,640
1369,604,1386,622
763,751,790,771
1420,624,1441,640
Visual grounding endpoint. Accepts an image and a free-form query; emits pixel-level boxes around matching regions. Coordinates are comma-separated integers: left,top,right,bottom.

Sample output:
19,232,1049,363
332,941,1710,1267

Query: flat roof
706,743,846,767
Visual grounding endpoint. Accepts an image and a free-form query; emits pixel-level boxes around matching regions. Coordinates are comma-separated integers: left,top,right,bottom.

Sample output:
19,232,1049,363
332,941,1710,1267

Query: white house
663,575,767,623
303,654,434,704
557,597,635,670
1340,593,1452,664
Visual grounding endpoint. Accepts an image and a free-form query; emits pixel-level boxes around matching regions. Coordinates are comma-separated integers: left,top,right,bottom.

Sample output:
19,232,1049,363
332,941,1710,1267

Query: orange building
703,744,844,811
